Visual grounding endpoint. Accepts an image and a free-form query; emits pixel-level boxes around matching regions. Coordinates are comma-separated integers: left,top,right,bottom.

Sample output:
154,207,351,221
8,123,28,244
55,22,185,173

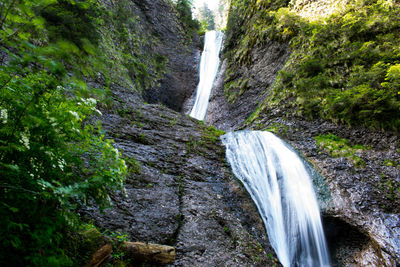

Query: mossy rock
81,228,104,250
78,228,107,264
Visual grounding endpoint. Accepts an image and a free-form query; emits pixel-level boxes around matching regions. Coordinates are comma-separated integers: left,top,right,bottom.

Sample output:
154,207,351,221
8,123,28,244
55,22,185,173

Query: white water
221,131,331,267
189,30,224,120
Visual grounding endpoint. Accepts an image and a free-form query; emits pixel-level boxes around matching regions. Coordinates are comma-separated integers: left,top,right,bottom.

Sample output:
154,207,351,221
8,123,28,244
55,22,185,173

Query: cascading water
189,30,224,120
221,131,331,267
190,28,329,267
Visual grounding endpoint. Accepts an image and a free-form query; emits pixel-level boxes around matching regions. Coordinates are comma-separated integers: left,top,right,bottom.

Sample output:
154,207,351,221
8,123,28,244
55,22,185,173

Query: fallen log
86,243,112,267
121,241,176,264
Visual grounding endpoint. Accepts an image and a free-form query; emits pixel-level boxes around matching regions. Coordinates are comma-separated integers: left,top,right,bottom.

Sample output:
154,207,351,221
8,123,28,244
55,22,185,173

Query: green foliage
315,133,366,167
40,0,101,48
125,156,142,175
66,225,104,265
0,1,128,265
264,123,289,135
99,0,168,92
0,47,127,265
175,0,200,39
227,0,400,131
268,2,400,129
224,76,249,103
201,125,225,144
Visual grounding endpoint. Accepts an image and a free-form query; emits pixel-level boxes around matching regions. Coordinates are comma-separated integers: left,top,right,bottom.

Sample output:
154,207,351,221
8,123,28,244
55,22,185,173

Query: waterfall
221,131,331,267
189,30,224,120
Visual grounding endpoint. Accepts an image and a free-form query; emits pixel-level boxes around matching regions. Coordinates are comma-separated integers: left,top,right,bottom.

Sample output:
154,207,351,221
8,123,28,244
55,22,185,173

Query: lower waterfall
221,131,331,267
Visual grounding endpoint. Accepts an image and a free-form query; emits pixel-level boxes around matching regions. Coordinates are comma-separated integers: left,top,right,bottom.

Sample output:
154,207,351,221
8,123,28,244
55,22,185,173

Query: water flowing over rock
189,31,224,120
222,131,331,267
207,2,399,265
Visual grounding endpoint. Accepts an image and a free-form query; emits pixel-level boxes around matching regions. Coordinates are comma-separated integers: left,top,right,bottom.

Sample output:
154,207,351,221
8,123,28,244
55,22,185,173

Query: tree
176,0,200,37
198,3,216,31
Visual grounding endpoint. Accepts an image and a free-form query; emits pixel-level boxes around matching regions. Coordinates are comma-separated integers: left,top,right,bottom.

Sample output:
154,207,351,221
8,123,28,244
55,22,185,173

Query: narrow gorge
0,0,399,266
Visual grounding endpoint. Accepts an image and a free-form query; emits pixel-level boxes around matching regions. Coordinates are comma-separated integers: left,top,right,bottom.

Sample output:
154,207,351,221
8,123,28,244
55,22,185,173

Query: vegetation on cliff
175,0,201,38
0,0,198,265
225,0,400,131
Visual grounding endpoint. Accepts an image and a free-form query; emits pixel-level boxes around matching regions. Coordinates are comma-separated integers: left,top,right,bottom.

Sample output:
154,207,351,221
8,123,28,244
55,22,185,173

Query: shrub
0,47,127,264
40,0,101,49
0,1,127,265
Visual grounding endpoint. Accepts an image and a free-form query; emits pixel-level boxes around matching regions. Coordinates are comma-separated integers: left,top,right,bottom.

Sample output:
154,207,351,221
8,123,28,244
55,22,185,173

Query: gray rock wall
132,0,201,112
83,1,282,265
101,0,201,112
207,42,290,131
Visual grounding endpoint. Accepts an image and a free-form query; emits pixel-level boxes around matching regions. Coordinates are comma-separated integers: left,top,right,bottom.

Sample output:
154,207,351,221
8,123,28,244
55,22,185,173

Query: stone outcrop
82,1,282,265
207,41,290,131
100,0,200,112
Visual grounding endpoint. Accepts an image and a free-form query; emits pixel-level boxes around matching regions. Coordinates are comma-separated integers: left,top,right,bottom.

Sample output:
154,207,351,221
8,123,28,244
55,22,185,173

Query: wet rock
210,106,400,265
101,0,200,112
268,120,399,266
207,42,291,131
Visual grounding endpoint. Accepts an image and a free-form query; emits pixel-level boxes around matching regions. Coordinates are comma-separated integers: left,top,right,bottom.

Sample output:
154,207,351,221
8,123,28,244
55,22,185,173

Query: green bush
315,133,366,167
40,0,101,49
0,1,128,265
0,46,127,265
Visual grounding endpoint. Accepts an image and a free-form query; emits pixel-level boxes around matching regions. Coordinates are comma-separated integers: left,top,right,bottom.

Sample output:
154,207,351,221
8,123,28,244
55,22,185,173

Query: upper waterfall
189,30,224,120
221,131,331,267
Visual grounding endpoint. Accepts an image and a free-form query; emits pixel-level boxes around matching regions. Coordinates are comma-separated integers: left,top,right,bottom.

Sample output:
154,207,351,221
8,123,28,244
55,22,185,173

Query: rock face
101,0,200,112
82,85,280,266
132,0,201,112
207,42,290,131
257,117,400,266
82,1,282,265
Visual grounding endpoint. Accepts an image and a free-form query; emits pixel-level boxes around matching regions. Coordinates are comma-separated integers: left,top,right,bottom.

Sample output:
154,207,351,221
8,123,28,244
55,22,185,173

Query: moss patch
315,133,367,167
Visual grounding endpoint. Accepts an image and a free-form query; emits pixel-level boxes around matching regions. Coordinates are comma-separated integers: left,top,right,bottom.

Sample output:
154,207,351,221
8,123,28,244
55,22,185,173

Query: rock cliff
82,0,280,265
82,86,280,266
99,0,201,112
